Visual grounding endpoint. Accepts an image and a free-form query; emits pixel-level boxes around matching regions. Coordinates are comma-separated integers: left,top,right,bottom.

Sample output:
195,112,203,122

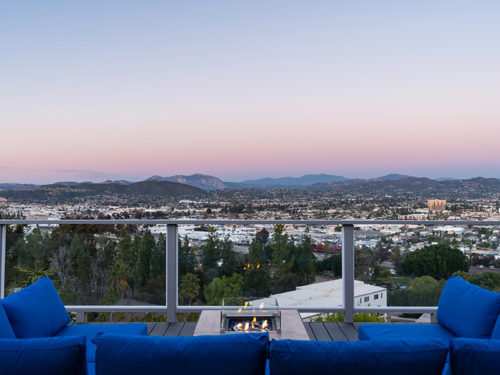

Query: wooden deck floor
303,322,359,341
147,322,198,337
145,322,359,341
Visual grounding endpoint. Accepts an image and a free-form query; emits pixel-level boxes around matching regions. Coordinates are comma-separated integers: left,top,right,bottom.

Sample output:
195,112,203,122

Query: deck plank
338,323,358,341
164,322,185,336
179,322,197,336
147,322,157,335
149,322,170,336
309,323,332,341
323,322,348,341
303,322,316,341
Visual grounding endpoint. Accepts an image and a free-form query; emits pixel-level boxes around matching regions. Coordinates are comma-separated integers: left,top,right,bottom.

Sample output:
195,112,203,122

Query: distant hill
103,179,132,184
0,180,206,203
0,183,38,191
146,174,225,190
308,177,500,198
372,174,414,181
54,181,91,186
235,174,350,188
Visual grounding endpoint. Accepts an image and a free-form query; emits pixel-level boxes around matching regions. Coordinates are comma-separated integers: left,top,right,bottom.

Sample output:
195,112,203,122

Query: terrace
1,218,499,343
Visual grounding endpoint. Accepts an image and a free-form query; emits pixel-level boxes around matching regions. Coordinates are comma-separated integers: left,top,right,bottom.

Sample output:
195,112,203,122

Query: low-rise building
256,279,386,319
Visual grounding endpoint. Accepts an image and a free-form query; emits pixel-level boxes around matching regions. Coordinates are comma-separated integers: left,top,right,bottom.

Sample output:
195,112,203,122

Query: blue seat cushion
1,277,70,338
449,338,500,375
0,336,86,375
93,332,269,375
358,323,456,341
437,276,500,338
269,338,449,375
54,323,148,363
0,303,15,338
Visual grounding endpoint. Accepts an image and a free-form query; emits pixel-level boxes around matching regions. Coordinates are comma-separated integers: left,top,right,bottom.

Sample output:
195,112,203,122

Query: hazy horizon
0,169,498,185
2,1,499,183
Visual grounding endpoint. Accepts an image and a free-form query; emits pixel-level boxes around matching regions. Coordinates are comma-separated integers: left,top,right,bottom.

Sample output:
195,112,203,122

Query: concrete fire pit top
194,310,310,341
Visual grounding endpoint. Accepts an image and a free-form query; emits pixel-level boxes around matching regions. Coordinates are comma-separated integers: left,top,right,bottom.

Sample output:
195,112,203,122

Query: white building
255,279,386,318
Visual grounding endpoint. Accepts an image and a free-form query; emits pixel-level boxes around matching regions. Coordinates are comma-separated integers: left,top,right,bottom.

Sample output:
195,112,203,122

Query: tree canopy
401,244,469,279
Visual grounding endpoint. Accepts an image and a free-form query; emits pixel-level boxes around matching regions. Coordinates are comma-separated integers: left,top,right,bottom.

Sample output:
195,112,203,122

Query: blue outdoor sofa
0,277,147,374
1,276,500,375
358,275,500,341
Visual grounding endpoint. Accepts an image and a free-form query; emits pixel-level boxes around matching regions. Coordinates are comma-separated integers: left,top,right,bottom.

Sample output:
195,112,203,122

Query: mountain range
146,174,225,190
306,176,500,198
0,180,206,203
0,173,498,195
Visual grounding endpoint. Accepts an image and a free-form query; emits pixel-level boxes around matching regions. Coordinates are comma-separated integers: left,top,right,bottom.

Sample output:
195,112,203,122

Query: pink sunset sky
1,1,499,184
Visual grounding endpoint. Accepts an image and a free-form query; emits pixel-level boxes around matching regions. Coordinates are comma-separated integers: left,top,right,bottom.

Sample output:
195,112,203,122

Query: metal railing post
0,224,6,299
430,312,437,324
75,311,87,324
166,224,178,323
342,224,355,323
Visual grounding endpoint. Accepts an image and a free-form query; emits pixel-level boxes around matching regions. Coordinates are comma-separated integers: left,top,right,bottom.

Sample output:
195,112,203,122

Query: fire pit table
194,297,309,341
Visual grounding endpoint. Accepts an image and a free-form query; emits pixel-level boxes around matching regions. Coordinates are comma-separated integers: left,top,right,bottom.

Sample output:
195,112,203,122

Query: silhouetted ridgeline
0,180,206,203
307,177,500,198
0,176,499,203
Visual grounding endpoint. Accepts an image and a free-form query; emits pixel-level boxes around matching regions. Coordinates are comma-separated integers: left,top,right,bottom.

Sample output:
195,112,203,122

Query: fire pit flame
229,317,272,332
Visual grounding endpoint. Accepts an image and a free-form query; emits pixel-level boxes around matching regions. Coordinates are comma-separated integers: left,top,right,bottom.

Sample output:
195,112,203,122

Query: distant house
467,266,500,276
254,279,386,319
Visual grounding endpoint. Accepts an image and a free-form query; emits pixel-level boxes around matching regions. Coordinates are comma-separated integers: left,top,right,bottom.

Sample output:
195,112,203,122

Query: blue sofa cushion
0,303,15,338
0,336,86,375
491,315,500,339
358,323,456,341
449,338,500,375
54,323,148,363
269,338,449,375
437,276,500,338
1,277,70,338
93,332,269,375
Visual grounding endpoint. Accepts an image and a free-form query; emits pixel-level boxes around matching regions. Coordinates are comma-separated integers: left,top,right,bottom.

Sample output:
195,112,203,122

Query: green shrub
312,312,386,323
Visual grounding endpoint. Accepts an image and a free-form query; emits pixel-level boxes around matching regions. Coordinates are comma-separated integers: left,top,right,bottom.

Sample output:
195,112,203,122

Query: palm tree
15,266,55,287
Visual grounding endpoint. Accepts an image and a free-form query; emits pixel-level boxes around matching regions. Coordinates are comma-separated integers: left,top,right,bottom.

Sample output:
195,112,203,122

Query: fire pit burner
228,317,273,332
220,297,281,334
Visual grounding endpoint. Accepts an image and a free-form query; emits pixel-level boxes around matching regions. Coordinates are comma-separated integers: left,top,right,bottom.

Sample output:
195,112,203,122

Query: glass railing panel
4,222,166,322
186,224,343,320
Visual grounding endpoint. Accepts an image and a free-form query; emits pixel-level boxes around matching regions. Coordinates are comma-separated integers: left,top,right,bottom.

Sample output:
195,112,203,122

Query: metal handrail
0,219,498,322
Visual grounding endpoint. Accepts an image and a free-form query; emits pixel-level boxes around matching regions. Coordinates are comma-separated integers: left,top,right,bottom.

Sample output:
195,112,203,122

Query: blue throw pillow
437,276,500,338
0,303,15,338
449,338,500,375
93,333,269,375
0,336,86,375
269,339,449,375
1,277,70,338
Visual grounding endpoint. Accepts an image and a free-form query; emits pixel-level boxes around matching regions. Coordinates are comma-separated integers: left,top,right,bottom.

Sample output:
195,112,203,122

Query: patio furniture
0,277,147,375
358,276,500,341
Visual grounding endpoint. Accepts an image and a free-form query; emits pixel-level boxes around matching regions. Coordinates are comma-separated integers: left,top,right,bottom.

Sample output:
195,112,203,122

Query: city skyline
2,1,500,183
